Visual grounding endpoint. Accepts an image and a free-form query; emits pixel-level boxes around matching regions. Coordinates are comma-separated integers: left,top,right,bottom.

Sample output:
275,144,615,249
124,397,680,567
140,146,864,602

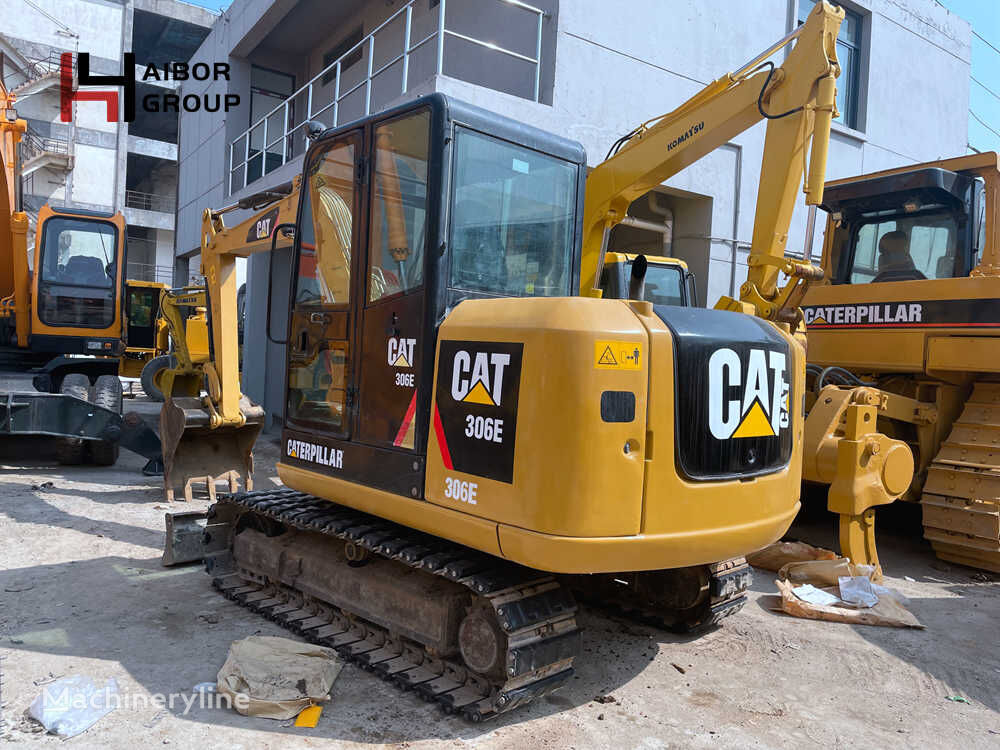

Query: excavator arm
581,0,842,324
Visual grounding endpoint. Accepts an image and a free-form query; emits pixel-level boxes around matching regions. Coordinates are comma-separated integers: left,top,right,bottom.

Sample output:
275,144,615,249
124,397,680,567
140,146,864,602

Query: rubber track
207,488,581,721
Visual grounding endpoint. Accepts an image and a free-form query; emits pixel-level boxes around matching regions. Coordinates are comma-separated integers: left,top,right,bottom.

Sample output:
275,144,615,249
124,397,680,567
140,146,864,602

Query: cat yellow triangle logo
392,352,411,368
597,345,618,366
731,399,775,438
462,380,497,406
811,315,828,325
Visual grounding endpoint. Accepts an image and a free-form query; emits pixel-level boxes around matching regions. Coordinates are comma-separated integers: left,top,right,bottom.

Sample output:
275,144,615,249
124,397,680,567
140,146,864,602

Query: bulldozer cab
282,94,585,495
30,204,128,355
802,153,999,373
819,167,981,287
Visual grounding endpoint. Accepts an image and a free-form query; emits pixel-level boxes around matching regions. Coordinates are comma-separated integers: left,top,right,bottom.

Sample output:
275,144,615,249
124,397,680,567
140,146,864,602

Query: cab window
849,211,960,283
368,109,430,304
449,127,577,299
37,216,118,328
642,262,685,306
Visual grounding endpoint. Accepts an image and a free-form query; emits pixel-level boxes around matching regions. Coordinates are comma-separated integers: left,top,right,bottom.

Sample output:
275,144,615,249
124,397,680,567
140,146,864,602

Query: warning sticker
594,341,643,370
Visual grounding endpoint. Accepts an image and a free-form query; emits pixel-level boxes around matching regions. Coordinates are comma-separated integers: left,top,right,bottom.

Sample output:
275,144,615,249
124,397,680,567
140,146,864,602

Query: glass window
249,66,294,182
799,0,863,130
849,210,959,283
295,141,356,306
450,127,577,298
286,342,349,431
37,216,118,328
642,262,685,306
368,110,430,304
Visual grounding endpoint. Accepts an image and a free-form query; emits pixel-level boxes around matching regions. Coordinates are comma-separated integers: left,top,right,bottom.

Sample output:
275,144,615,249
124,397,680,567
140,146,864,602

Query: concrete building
0,0,215,284
175,0,972,422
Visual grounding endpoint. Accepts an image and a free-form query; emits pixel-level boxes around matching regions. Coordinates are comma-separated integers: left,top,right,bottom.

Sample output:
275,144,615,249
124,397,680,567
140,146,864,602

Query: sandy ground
1,422,998,749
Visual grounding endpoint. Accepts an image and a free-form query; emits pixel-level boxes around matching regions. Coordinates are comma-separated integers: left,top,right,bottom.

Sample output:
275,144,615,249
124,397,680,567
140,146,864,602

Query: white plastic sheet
28,675,118,738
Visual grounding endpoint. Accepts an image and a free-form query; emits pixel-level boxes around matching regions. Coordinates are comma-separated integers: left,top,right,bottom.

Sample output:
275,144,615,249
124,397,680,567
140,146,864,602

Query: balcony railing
125,189,175,214
229,0,546,193
21,127,70,161
125,261,174,285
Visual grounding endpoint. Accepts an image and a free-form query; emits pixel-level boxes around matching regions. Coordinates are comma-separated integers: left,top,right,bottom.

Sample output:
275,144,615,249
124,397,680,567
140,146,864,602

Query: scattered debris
197,612,220,625
31,673,62,687
774,558,922,628
670,663,686,674
192,682,216,694
838,576,879,608
597,713,605,721
30,481,53,491
747,540,837,572
904,576,916,582
946,696,970,704
143,709,168,728
594,694,616,704
217,636,342,720
27,675,119,738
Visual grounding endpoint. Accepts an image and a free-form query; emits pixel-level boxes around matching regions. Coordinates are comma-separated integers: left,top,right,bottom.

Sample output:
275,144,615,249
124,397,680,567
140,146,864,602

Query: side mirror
266,222,297,345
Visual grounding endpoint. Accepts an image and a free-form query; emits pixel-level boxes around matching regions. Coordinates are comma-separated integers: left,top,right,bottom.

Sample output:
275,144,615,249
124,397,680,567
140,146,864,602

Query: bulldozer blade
160,396,265,502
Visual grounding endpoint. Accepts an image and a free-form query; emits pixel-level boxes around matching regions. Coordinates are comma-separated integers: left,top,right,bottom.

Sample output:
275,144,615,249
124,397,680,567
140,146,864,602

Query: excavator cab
30,204,127,356
600,252,696,306
283,96,585,488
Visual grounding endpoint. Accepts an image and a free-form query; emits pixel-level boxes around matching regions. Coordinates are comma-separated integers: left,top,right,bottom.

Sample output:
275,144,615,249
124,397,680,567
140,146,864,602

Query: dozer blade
160,396,264,502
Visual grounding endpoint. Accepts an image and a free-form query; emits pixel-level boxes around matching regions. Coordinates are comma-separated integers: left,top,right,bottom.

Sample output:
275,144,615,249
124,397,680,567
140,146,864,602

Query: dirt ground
1,420,998,749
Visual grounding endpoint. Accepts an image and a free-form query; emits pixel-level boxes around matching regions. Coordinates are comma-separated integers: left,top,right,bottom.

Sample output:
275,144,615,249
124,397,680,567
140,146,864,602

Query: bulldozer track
921,381,1000,573
204,488,750,719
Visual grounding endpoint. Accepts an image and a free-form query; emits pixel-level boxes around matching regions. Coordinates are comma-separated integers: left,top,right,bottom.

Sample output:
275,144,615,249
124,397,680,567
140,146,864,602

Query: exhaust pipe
628,254,648,300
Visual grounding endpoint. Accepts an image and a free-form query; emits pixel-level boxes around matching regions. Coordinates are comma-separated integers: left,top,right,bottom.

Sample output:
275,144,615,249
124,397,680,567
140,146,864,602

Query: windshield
449,127,577,299
848,210,960,283
37,216,118,328
641,261,685,306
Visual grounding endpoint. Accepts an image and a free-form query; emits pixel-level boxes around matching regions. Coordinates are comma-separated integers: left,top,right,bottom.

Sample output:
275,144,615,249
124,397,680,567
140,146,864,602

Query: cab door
285,130,363,439
355,108,432,451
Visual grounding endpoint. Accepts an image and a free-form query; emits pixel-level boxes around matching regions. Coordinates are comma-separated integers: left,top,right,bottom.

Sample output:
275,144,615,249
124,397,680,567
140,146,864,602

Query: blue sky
182,0,231,11
938,0,1000,154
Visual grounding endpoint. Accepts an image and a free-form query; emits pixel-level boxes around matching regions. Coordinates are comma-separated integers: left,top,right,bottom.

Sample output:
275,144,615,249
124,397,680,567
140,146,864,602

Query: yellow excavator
0,79,161,469
161,2,852,720
803,152,1000,572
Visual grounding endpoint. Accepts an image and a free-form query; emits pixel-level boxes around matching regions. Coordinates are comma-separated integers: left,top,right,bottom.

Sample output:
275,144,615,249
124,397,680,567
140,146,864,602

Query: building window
798,0,863,130
322,27,364,86
249,66,295,182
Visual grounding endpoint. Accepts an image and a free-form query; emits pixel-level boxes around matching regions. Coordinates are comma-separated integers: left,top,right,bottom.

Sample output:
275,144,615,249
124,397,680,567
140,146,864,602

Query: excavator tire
89,375,122,466
55,374,90,465
203,488,750,720
921,381,1000,573
140,354,175,402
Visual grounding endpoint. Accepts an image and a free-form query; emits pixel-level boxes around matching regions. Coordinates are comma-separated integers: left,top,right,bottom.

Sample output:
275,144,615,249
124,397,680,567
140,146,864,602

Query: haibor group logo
60,52,239,123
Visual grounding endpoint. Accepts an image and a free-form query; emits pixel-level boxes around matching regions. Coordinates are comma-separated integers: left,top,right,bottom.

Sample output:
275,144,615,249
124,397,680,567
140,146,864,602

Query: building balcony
229,0,553,193
124,189,176,230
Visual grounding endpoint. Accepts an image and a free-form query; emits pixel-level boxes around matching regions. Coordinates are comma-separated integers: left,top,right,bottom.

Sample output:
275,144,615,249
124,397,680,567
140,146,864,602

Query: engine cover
655,306,793,481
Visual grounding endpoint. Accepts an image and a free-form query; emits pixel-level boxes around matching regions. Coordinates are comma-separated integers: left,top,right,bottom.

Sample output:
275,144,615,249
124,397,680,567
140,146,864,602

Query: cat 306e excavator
161,2,891,721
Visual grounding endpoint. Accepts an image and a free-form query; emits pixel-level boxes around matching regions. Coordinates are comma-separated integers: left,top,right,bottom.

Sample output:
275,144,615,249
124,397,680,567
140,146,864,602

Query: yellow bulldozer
157,2,897,720
803,151,1000,573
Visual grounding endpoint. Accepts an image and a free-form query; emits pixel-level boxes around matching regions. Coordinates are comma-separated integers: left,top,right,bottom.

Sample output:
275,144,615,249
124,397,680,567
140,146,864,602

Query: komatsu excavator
163,2,848,720
803,152,1000,573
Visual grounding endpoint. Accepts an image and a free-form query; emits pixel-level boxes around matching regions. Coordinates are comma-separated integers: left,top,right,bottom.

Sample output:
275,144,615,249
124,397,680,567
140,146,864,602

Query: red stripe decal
393,392,417,447
433,404,453,470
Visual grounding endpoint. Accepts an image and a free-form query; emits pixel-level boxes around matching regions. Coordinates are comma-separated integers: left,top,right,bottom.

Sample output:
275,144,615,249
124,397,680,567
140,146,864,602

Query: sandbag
217,635,343,719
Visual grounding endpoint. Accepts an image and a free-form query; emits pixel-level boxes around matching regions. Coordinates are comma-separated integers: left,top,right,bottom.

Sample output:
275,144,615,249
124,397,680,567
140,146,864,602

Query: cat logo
387,337,416,368
246,206,279,242
708,347,789,440
450,350,511,407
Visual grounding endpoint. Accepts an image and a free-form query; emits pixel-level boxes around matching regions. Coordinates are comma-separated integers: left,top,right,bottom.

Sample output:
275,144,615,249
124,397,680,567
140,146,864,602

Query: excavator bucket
160,396,265,502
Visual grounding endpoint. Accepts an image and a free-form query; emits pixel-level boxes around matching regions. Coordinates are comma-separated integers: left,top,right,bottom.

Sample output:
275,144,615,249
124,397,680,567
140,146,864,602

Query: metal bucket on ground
160,395,264,502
